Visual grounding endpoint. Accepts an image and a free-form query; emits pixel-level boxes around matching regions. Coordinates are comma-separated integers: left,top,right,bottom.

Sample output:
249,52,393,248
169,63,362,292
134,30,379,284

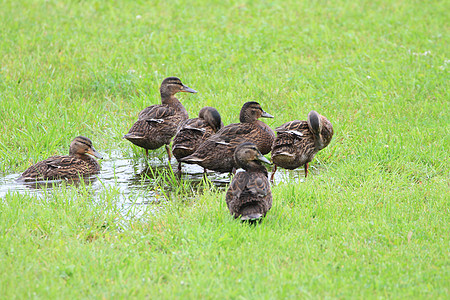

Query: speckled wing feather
226,171,249,202
138,104,176,120
247,176,270,197
126,104,184,149
271,120,316,170
172,118,214,159
274,120,307,135
226,171,272,219
181,122,274,173
215,122,255,137
20,155,98,181
174,118,210,142
273,120,306,145
208,123,256,144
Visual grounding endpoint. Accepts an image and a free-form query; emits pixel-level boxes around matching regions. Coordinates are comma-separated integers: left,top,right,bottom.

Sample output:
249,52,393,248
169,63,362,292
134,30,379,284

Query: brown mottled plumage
18,136,103,181
180,102,275,173
225,142,272,223
172,106,223,172
271,110,334,181
123,77,197,160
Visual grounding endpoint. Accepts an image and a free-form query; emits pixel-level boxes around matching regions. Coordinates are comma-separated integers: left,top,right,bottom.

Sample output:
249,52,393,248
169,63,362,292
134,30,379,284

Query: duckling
123,77,197,161
271,110,333,181
225,142,272,223
172,106,223,172
180,101,274,173
18,136,103,181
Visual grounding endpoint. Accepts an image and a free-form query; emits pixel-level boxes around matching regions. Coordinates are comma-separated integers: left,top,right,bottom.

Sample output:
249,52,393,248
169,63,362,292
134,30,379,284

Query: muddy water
0,151,307,218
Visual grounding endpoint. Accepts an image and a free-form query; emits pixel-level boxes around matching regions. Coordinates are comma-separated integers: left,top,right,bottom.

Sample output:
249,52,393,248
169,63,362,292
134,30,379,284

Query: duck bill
257,154,272,165
87,148,103,159
261,111,274,118
181,85,198,93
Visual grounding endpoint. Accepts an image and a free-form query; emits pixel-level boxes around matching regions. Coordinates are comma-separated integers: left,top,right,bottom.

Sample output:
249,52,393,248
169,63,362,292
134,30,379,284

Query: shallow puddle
0,151,308,219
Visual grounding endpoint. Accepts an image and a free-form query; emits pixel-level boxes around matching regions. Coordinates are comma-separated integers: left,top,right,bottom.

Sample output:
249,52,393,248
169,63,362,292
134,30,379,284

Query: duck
18,136,103,181
270,110,334,181
180,101,275,173
123,77,197,161
225,142,272,223
172,106,223,172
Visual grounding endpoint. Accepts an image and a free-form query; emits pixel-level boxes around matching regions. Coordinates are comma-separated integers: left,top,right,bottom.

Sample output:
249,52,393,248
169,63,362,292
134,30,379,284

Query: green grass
0,0,449,298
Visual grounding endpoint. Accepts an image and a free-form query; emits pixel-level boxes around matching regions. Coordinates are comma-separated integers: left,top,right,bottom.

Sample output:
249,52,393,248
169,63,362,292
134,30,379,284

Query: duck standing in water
271,110,334,181
172,106,223,173
180,101,274,173
18,136,103,181
123,77,197,161
225,142,272,223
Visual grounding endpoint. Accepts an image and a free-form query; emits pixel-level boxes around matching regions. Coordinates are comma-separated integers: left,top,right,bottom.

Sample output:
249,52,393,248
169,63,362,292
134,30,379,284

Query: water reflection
0,151,310,219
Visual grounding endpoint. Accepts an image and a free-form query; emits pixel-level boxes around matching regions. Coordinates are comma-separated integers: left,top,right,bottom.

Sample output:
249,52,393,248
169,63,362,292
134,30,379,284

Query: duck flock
19,77,334,224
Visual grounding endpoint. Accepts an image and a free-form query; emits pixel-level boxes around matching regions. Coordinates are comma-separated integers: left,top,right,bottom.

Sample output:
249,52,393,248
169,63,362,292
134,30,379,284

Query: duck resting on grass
180,101,275,174
172,106,223,173
271,110,334,181
123,77,197,162
225,142,272,224
18,136,103,181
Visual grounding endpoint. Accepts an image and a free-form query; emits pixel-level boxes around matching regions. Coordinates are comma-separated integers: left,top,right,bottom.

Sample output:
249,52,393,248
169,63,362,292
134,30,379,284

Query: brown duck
180,101,275,173
225,142,272,223
271,110,334,181
18,136,103,181
123,77,197,160
172,106,223,172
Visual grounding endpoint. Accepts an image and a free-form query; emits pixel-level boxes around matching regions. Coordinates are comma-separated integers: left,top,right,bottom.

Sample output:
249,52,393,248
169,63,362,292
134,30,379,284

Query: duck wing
125,103,188,150
275,120,307,137
172,118,212,158
227,172,270,204
226,171,249,202
176,118,209,135
247,175,271,198
20,156,89,180
226,171,272,219
138,104,177,121
210,123,257,145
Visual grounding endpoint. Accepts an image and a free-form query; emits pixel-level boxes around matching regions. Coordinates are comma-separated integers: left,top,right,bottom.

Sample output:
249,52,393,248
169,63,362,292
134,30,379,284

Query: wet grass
0,0,449,298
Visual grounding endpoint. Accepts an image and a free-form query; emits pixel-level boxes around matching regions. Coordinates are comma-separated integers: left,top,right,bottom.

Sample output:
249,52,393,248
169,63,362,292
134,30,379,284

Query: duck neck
73,153,91,162
161,93,189,118
239,112,257,123
245,164,268,176
160,91,178,104
313,132,324,150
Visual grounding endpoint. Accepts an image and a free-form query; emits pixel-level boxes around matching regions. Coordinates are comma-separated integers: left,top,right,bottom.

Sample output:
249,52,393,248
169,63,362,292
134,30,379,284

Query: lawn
0,0,448,298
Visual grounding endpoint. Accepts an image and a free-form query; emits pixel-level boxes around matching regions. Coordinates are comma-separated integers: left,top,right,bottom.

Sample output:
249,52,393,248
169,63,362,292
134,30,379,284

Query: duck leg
231,167,237,176
304,163,309,178
176,162,182,179
145,149,149,157
270,165,277,183
165,144,172,162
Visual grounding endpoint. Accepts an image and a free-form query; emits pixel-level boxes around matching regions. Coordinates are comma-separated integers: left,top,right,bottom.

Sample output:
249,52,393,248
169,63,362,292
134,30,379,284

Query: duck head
239,101,274,123
69,136,103,159
199,106,223,132
160,77,197,98
307,110,334,150
234,142,271,170
307,110,323,149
